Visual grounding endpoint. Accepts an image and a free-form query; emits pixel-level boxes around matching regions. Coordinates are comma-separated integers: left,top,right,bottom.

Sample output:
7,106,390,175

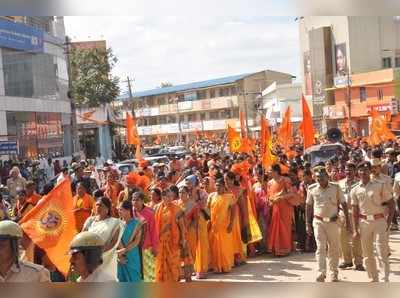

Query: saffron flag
369,108,396,145
20,178,77,276
240,111,247,138
126,112,140,145
260,117,275,168
277,106,293,152
300,95,315,149
227,125,242,152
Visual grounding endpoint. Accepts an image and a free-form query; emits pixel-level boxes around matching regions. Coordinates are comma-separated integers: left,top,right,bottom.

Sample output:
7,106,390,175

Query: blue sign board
0,19,44,52
0,141,18,155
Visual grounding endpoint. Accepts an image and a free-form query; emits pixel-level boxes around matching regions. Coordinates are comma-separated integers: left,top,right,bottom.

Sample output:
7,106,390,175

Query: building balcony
137,117,254,136
133,95,239,117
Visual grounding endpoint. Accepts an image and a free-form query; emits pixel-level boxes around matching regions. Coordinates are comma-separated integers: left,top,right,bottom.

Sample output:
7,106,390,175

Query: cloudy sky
64,17,300,93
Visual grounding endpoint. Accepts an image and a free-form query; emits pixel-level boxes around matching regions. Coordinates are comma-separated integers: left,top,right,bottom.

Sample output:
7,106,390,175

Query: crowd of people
0,137,400,282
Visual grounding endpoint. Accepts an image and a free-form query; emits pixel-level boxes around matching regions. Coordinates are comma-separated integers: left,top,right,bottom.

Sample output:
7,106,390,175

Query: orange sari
208,192,234,273
267,177,294,256
228,187,245,262
194,211,209,275
73,193,95,232
155,202,181,282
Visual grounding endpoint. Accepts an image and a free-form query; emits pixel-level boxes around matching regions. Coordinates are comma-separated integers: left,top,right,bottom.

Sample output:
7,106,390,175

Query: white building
0,17,73,158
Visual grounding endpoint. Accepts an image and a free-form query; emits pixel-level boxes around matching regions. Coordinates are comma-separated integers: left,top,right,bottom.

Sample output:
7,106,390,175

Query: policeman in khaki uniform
337,162,364,271
0,220,50,282
350,161,395,282
306,166,351,282
69,231,116,282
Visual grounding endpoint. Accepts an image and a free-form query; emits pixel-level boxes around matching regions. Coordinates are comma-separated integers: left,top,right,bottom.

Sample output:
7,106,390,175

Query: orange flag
300,95,315,149
277,106,293,152
126,112,140,145
369,108,396,145
260,117,275,168
227,124,242,152
20,178,77,276
240,111,247,138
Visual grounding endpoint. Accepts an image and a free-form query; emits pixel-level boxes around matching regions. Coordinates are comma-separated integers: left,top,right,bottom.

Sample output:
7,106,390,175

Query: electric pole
346,67,352,138
127,76,135,117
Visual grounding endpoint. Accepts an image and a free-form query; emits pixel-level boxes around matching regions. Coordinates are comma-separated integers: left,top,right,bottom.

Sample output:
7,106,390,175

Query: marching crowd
1,138,400,282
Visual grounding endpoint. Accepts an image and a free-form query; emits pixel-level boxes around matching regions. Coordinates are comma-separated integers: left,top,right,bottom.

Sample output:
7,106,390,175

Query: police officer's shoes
338,262,353,269
316,273,326,282
355,264,365,271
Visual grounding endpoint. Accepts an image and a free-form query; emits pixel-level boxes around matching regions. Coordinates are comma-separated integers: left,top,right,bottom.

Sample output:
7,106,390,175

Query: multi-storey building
119,70,294,144
299,16,400,135
0,16,73,158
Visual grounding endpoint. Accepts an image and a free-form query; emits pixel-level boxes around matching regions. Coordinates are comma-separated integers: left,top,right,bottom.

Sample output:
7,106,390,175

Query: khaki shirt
372,173,392,192
393,173,400,199
350,180,391,215
306,182,345,218
0,261,50,282
77,266,116,282
6,176,27,199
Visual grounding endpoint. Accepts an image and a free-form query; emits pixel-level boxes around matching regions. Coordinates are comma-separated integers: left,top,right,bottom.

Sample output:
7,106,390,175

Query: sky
64,16,300,94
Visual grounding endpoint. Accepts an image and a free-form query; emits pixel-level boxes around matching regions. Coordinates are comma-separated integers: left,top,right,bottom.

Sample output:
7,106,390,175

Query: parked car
304,143,346,167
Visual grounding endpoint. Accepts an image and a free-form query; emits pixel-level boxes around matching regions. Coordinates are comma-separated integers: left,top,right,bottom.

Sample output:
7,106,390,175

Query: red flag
300,95,315,149
20,179,77,276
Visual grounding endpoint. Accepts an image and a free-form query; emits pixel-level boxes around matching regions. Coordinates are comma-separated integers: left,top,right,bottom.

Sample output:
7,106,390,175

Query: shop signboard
0,141,18,155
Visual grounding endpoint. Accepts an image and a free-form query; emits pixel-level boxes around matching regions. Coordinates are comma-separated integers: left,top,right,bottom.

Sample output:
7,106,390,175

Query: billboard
335,43,347,76
0,18,44,52
0,141,18,155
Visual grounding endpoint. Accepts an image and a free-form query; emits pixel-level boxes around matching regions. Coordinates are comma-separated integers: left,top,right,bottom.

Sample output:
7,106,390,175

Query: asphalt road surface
200,231,400,282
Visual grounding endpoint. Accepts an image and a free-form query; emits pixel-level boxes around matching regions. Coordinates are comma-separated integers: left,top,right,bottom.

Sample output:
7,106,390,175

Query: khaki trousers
339,217,363,265
313,220,340,277
360,219,390,282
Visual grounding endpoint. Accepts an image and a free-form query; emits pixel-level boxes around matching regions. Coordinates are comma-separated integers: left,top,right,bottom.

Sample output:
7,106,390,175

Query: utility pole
346,67,352,138
127,76,135,117
65,35,80,156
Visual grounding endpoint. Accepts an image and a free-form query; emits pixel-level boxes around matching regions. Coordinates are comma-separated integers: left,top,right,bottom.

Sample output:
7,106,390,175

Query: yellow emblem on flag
231,136,242,152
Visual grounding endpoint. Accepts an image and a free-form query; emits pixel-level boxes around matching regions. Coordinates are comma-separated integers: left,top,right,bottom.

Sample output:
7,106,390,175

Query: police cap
69,231,105,254
0,220,23,239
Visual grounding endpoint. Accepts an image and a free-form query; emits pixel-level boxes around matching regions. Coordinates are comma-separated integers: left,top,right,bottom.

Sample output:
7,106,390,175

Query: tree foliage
70,47,120,107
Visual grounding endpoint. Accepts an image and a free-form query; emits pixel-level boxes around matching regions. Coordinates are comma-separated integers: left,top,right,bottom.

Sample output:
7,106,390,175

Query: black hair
120,200,134,218
271,164,282,175
345,162,356,170
42,183,54,195
151,188,162,197
96,196,112,217
170,185,179,196
132,191,145,201
92,189,104,199
372,149,383,159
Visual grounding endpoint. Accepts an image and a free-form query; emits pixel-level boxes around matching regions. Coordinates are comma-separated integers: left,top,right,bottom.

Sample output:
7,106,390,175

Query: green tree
70,47,120,107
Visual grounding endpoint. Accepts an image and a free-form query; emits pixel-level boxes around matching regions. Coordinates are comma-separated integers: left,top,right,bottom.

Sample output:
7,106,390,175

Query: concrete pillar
98,125,112,160
0,48,5,96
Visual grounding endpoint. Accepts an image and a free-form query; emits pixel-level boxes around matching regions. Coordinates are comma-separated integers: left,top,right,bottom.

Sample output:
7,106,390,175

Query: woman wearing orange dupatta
267,164,295,256
154,186,187,282
73,183,95,232
208,178,235,273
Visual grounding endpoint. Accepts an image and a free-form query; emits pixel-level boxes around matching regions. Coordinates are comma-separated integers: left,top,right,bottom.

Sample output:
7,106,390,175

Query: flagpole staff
346,66,352,138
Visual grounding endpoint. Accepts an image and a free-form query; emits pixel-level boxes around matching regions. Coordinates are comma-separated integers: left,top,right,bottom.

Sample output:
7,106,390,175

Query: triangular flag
300,95,315,149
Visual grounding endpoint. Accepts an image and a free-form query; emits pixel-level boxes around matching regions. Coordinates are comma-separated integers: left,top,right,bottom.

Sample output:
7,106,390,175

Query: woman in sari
73,183,95,232
117,200,143,282
154,186,187,282
267,164,295,257
83,196,123,279
177,185,197,282
208,178,234,273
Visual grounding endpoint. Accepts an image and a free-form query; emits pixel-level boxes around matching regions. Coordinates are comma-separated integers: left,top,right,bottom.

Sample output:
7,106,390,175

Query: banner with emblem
20,178,77,276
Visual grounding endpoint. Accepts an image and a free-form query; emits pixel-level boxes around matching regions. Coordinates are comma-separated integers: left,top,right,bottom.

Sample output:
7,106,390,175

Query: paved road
200,231,400,282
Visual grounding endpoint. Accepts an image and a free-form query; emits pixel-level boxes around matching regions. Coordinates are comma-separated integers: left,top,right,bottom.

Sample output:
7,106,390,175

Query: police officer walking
338,162,364,271
351,161,394,282
69,231,116,282
0,220,50,282
306,166,351,282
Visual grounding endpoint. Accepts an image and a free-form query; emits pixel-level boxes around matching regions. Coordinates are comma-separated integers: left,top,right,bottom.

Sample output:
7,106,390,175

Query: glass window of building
395,56,400,68
230,86,237,95
168,115,176,123
179,115,185,122
188,114,196,122
359,87,367,102
200,113,206,120
382,57,392,68
232,109,239,118
210,111,219,119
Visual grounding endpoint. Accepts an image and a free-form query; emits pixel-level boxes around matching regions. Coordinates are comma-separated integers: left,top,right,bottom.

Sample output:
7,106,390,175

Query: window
377,88,384,100
197,90,207,100
382,57,392,68
231,87,237,95
209,111,219,119
200,113,206,120
168,115,176,123
209,89,215,98
232,109,239,118
396,57,400,68
179,115,185,122
159,97,166,105
188,114,196,122
360,87,367,102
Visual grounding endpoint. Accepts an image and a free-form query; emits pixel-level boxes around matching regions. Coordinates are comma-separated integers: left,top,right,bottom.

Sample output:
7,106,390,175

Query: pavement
200,231,400,282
